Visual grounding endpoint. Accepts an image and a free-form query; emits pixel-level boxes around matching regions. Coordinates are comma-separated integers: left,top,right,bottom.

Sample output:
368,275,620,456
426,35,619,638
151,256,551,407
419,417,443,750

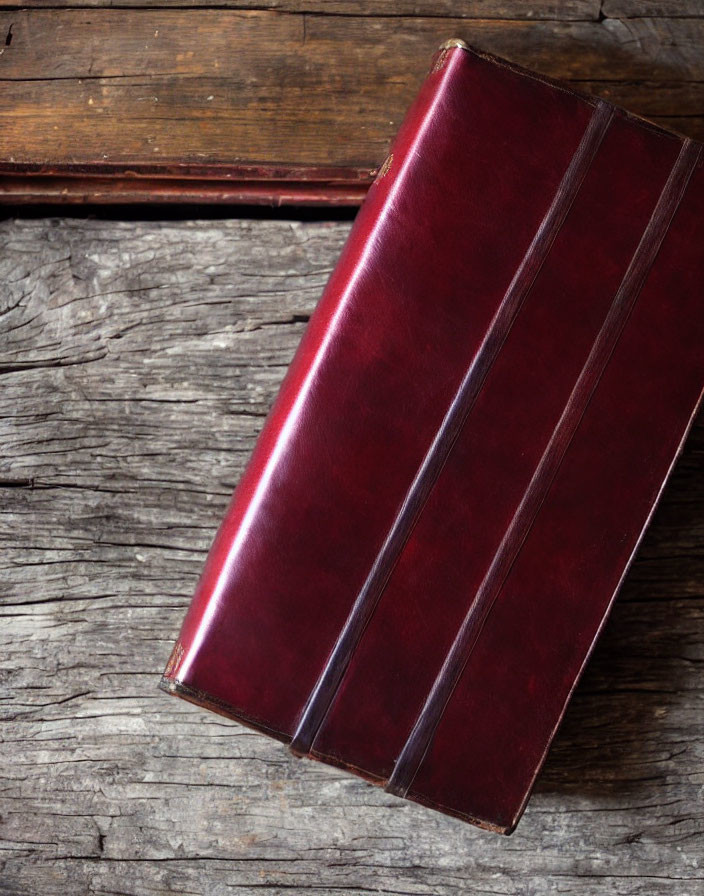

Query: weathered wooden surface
1,2,704,203
0,215,702,894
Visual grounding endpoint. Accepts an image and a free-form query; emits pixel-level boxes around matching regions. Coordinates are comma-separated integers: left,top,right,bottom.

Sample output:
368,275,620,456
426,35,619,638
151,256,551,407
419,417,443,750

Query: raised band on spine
290,100,614,757
386,137,701,798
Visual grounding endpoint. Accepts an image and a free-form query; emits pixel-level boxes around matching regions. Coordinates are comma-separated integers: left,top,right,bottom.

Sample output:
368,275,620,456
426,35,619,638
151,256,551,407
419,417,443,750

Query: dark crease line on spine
288,100,614,758
386,137,701,799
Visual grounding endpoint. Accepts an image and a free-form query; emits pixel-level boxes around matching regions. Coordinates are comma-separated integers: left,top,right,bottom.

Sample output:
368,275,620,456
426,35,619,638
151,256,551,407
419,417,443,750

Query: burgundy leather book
159,39,704,833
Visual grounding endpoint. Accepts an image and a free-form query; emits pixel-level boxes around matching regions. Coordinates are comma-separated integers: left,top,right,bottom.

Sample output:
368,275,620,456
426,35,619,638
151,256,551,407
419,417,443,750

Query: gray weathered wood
0,216,702,895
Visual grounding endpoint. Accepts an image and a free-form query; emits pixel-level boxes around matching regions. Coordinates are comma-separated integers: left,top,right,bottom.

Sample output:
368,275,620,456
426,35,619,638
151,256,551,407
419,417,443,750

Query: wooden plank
3,12,704,83
1,216,703,894
0,0,603,16
604,1,704,16
1,11,703,204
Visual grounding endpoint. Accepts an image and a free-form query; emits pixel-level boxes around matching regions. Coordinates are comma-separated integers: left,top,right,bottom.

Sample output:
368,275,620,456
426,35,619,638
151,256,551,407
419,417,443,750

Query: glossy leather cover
159,40,704,833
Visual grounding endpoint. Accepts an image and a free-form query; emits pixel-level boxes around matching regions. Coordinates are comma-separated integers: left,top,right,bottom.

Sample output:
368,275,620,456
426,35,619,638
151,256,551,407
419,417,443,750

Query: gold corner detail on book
431,39,467,74
164,641,185,679
439,38,468,51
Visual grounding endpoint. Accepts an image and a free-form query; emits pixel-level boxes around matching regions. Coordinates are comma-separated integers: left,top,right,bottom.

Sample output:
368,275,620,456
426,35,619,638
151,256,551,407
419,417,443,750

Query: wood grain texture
0,1,604,15
1,216,702,894
1,7,703,204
